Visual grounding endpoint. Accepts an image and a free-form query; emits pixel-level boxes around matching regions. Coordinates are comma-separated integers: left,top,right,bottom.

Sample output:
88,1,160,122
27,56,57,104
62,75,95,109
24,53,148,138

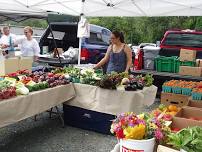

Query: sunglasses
110,37,116,40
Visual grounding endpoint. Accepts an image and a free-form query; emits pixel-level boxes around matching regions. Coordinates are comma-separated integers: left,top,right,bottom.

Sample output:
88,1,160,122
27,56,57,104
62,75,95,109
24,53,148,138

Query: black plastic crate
63,104,115,135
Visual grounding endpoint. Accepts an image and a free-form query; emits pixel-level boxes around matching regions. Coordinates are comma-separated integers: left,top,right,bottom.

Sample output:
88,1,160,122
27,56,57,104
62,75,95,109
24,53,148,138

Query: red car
134,29,202,70
160,29,202,57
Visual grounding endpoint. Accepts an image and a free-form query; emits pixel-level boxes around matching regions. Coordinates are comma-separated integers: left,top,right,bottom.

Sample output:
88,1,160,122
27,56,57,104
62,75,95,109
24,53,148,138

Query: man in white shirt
0,26,17,56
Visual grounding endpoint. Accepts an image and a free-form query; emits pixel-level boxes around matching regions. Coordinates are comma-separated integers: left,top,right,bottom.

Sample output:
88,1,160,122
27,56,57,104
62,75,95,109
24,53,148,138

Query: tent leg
78,38,82,65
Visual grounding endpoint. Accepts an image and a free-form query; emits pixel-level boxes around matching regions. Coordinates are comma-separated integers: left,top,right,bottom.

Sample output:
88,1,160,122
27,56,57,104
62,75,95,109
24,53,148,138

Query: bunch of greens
80,69,98,85
144,74,154,87
99,72,128,89
167,126,202,152
63,66,80,79
0,80,12,91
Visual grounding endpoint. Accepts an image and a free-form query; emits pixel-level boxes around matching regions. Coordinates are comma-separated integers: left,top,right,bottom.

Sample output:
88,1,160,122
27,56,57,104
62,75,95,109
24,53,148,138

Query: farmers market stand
0,84,75,128
63,83,157,134
0,81,157,134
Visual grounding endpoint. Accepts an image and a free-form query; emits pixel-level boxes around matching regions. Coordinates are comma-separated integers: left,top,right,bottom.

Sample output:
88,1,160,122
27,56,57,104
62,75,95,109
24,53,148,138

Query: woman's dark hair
112,31,125,43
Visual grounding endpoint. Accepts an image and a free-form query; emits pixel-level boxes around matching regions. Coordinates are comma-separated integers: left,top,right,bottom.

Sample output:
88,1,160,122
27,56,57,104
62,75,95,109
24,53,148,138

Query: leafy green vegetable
0,80,12,91
144,74,154,87
167,126,202,152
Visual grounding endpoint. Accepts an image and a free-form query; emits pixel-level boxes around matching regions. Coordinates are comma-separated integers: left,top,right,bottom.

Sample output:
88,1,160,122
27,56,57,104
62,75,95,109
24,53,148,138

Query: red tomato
172,128,181,132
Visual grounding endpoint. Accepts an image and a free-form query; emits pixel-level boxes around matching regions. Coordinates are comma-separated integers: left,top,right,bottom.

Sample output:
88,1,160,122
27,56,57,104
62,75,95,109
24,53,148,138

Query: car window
88,32,108,45
48,31,65,40
162,33,202,48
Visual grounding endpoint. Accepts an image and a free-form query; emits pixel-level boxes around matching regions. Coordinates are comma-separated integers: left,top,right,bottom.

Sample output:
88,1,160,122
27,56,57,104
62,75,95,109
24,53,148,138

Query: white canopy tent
2,0,202,64
0,1,48,16
5,0,202,17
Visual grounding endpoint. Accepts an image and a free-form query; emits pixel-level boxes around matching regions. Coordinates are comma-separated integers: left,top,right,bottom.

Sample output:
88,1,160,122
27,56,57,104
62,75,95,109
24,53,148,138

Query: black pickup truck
132,30,202,94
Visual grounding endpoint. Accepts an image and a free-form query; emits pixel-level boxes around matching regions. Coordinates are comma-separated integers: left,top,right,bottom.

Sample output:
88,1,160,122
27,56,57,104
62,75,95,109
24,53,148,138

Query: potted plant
110,112,170,152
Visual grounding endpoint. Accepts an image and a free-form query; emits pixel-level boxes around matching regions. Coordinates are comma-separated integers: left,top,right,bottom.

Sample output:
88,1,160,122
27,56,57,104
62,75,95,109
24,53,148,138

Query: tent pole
77,0,85,65
46,19,62,66
78,38,82,65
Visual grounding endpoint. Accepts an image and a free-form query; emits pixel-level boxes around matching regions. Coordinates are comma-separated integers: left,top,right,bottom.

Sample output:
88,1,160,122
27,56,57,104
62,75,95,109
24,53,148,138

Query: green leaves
167,126,202,152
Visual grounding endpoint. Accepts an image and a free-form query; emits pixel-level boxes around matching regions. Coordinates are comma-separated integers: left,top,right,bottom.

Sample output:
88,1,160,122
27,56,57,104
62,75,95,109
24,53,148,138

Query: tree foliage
4,16,202,45
89,16,202,45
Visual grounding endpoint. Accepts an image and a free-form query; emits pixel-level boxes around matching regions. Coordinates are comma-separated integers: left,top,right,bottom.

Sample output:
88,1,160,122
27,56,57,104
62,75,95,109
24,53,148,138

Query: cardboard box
188,98,202,109
179,49,196,61
18,57,33,72
53,48,63,57
161,92,189,107
173,107,202,128
0,58,19,76
157,145,179,152
179,66,202,77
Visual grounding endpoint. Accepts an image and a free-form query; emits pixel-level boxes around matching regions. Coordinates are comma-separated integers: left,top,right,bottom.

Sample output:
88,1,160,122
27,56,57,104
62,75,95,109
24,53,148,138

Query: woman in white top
15,26,40,61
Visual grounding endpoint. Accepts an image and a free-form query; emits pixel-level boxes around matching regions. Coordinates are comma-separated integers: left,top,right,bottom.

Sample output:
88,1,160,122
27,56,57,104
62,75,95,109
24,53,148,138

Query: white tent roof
5,0,202,17
0,1,48,16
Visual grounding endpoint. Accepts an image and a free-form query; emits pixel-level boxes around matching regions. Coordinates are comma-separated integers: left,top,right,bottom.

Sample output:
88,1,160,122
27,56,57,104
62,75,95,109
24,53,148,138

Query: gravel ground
0,100,160,152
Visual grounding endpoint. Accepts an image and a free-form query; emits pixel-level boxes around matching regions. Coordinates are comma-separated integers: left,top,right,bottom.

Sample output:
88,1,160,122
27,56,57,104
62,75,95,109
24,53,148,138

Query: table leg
34,115,37,121
55,106,65,128
49,108,53,118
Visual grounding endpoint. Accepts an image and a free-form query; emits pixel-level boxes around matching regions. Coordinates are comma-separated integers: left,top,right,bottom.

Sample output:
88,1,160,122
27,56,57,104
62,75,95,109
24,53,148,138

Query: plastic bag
63,47,79,61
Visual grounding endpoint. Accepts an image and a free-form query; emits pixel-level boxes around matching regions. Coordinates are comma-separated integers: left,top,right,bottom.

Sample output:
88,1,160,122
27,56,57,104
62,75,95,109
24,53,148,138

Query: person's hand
93,65,98,70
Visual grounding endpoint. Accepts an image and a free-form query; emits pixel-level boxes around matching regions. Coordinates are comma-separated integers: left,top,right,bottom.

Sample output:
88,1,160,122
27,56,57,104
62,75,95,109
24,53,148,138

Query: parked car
39,22,111,65
159,29,202,58
132,29,202,94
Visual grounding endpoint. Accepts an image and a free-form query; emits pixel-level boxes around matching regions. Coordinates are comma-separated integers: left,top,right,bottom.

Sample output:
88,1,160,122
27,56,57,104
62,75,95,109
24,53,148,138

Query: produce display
163,80,202,99
52,67,154,90
0,68,71,101
0,80,16,100
168,127,202,152
152,104,180,121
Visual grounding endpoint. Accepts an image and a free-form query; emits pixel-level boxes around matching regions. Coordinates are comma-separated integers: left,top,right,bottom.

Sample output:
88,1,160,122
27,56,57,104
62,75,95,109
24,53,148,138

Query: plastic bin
144,57,155,70
172,87,182,94
192,92,202,100
181,88,192,96
155,56,178,73
175,60,196,73
162,85,172,93
143,46,160,58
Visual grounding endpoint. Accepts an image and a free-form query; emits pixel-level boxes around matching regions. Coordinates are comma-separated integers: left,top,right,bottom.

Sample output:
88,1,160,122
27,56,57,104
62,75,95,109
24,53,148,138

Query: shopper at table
0,26,17,56
15,26,40,61
94,31,132,73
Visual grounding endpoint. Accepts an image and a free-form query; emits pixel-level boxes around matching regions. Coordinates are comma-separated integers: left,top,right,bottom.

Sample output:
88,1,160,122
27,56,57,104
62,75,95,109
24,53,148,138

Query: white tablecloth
0,84,75,128
65,84,157,115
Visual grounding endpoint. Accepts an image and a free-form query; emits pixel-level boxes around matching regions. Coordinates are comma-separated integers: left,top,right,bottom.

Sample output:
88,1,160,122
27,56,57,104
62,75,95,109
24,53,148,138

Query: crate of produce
181,88,192,96
162,85,172,93
175,60,196,73
192,87,202,100
172,87,182,94
155,56,178,73
192,92,202,100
